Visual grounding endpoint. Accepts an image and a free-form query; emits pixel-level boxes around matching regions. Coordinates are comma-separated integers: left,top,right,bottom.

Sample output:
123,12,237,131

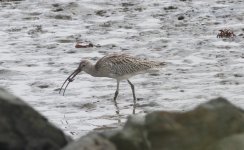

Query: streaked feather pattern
95,53,165,78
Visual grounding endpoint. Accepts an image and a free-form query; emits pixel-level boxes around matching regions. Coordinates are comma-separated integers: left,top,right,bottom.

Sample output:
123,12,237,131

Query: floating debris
217,29,236,38
75,42,94,48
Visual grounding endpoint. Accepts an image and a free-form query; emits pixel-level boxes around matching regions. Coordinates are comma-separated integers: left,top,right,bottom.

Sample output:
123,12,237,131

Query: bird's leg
127,80,136,102
114,80,120,101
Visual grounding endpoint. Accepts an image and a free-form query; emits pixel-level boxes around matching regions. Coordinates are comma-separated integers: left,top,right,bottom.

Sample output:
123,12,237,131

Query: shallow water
0,0,244,138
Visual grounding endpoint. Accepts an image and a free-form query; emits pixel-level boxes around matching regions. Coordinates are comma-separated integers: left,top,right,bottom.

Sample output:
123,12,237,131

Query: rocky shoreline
1,88,244,150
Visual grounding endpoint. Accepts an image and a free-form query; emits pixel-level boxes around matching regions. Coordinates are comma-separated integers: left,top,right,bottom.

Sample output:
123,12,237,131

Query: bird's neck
84,64,100,77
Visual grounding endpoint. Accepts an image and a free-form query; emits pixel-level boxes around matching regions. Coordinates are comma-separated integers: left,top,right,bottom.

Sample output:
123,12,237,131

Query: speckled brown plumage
59,53,166,102
95,53,165,79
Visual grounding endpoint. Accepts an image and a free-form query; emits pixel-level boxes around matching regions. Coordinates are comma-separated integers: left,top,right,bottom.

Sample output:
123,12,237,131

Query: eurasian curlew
59,53,166,101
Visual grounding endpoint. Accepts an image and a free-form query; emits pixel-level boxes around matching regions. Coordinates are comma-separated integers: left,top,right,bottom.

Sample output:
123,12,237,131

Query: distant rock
0,88,71,150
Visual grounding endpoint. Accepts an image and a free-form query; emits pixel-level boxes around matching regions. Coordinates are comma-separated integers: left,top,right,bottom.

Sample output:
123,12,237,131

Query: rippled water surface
0,0,244,138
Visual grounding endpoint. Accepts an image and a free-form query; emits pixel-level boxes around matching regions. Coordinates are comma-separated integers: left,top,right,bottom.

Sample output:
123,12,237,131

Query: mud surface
0,0,244,138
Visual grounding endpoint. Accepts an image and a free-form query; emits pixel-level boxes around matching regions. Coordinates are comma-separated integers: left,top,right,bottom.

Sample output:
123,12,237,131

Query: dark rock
178,15,185,20
0,88,70,150
62,134,116,150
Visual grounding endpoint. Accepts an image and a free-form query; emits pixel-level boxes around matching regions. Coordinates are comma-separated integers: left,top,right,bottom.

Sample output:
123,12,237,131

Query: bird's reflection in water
113,99,136,123
133,99,136,114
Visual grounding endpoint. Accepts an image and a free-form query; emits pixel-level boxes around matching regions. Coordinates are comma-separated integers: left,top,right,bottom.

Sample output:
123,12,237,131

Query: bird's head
59,60,91,95
78,60,91,72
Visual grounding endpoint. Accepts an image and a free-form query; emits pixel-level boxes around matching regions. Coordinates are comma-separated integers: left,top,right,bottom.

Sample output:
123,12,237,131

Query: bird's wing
95,54,160,76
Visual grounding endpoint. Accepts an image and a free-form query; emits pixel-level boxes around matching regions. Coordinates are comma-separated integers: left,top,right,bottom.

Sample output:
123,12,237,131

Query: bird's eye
82,64,85,67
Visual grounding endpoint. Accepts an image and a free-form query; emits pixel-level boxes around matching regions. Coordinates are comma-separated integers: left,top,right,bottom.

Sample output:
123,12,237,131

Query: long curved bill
59,68,81,96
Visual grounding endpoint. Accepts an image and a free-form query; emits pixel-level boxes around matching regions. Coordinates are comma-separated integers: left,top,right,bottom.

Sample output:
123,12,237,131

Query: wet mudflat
0,0,244,138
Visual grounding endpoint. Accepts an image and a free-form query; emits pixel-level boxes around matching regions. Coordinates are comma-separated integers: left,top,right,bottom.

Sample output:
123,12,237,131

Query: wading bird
59,53,166,101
